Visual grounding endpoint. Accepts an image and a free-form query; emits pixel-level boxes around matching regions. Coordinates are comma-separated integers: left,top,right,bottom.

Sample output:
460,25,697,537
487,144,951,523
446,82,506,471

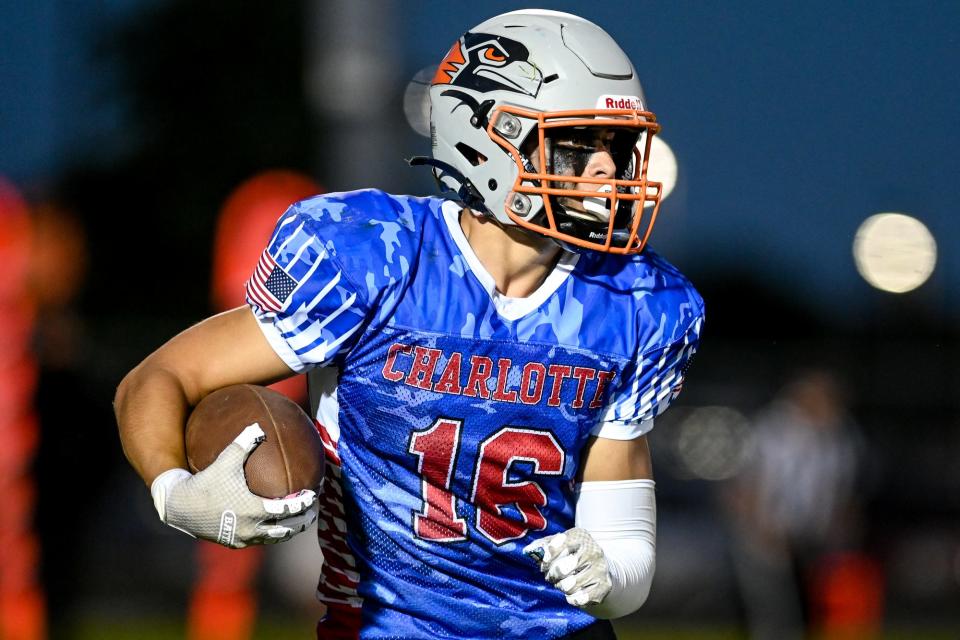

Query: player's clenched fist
524,528,613,608
150,424,318,548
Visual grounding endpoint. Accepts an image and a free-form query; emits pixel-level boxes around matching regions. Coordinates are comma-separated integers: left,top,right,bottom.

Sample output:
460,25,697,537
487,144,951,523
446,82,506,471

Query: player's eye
555,130,612,153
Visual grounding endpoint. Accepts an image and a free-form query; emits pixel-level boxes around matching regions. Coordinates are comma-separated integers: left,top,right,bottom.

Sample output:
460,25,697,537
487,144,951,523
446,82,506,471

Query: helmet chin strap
407,156,488,213
409,154,556,248
408,89,496,210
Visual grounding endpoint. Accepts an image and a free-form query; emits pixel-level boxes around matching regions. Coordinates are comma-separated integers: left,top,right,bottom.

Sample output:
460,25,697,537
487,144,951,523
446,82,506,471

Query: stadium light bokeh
853,212,937,294
674,405,750,481
646,135,677,205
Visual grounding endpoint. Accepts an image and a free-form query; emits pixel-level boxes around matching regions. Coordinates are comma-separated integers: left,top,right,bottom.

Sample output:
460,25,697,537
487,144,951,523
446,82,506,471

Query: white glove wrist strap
574,478,657,619
150,468,193,522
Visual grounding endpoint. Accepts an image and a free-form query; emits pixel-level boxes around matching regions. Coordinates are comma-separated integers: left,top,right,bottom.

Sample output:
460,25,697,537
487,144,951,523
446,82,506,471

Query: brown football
185,384,324,498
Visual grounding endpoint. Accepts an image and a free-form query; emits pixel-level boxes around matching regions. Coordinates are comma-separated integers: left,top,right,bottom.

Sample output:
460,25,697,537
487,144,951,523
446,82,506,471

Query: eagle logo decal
431,32,543,97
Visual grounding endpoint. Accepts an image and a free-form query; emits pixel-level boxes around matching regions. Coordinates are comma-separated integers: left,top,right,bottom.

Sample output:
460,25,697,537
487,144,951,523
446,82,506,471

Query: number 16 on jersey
408,417,565,545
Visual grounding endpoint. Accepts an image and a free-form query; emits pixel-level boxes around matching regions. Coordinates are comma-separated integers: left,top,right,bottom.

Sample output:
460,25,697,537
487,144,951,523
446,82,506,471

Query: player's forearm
115,363,193,487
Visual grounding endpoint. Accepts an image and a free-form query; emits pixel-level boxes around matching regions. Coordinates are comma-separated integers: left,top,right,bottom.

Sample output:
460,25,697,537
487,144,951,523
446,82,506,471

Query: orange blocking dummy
0,178,44,640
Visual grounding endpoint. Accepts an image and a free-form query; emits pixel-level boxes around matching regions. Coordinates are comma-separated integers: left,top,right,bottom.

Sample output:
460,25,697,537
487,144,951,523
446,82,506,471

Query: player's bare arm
115,306,291,485
115,307,318,547
579,434,653,482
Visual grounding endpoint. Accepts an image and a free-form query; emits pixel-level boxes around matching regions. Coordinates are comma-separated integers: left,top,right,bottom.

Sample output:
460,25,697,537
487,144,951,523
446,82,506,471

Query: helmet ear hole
455,142,487,167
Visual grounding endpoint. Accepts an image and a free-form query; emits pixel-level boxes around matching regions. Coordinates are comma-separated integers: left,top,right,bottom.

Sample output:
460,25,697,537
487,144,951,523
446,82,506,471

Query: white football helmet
421,9,663,254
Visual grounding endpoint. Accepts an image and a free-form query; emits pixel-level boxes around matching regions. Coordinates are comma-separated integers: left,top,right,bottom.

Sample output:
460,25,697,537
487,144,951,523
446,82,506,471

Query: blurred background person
722,369,882,640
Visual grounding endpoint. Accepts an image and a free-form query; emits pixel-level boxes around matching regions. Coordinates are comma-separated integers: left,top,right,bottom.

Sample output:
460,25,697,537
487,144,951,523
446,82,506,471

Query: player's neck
459,209,564,298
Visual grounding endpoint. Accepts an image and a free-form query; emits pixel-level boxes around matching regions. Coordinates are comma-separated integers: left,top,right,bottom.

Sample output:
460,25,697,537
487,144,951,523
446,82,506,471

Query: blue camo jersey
246,189,704,639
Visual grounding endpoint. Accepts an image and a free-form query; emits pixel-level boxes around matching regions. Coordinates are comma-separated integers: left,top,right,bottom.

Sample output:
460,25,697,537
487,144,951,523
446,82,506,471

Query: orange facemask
487,106,663,255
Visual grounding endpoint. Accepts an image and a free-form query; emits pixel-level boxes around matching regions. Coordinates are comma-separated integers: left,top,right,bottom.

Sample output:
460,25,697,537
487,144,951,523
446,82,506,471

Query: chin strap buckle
407,156,488,213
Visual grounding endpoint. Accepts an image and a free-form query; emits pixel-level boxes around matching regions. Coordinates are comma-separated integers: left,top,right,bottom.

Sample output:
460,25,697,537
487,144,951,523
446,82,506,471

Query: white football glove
524,527,613,608
150,424,319,548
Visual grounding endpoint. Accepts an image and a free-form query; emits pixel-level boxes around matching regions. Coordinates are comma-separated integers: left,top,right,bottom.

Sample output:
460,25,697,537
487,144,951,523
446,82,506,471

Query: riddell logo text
597,95,644,110
381,343,617,410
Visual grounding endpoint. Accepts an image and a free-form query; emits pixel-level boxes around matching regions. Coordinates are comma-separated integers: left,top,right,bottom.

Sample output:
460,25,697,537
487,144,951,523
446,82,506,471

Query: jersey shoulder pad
290,189,437,294
632,248,704,350
587,247,703,353
594,249,704,426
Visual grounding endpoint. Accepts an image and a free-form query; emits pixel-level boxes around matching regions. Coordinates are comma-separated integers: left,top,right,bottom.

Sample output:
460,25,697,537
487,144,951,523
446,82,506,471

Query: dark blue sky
2,1,958,321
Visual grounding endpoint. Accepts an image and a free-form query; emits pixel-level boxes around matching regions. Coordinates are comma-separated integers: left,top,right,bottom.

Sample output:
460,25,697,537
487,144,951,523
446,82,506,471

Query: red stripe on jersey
316,418,342,465
314,421,362,614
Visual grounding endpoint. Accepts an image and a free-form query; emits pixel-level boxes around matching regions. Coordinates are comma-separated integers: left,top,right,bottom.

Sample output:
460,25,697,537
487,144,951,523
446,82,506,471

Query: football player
115,10,704,640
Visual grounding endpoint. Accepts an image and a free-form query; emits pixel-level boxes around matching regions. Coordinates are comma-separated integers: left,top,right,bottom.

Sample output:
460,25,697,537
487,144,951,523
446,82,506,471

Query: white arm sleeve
574,479,657,619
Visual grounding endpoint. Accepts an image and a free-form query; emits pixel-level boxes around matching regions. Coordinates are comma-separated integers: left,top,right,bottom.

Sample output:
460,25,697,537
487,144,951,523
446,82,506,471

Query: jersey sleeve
246,204,369,373
592,315,703,440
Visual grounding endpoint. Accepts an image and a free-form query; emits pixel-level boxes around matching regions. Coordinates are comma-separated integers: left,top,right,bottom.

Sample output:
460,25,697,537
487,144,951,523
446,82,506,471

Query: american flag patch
246,250,297,312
